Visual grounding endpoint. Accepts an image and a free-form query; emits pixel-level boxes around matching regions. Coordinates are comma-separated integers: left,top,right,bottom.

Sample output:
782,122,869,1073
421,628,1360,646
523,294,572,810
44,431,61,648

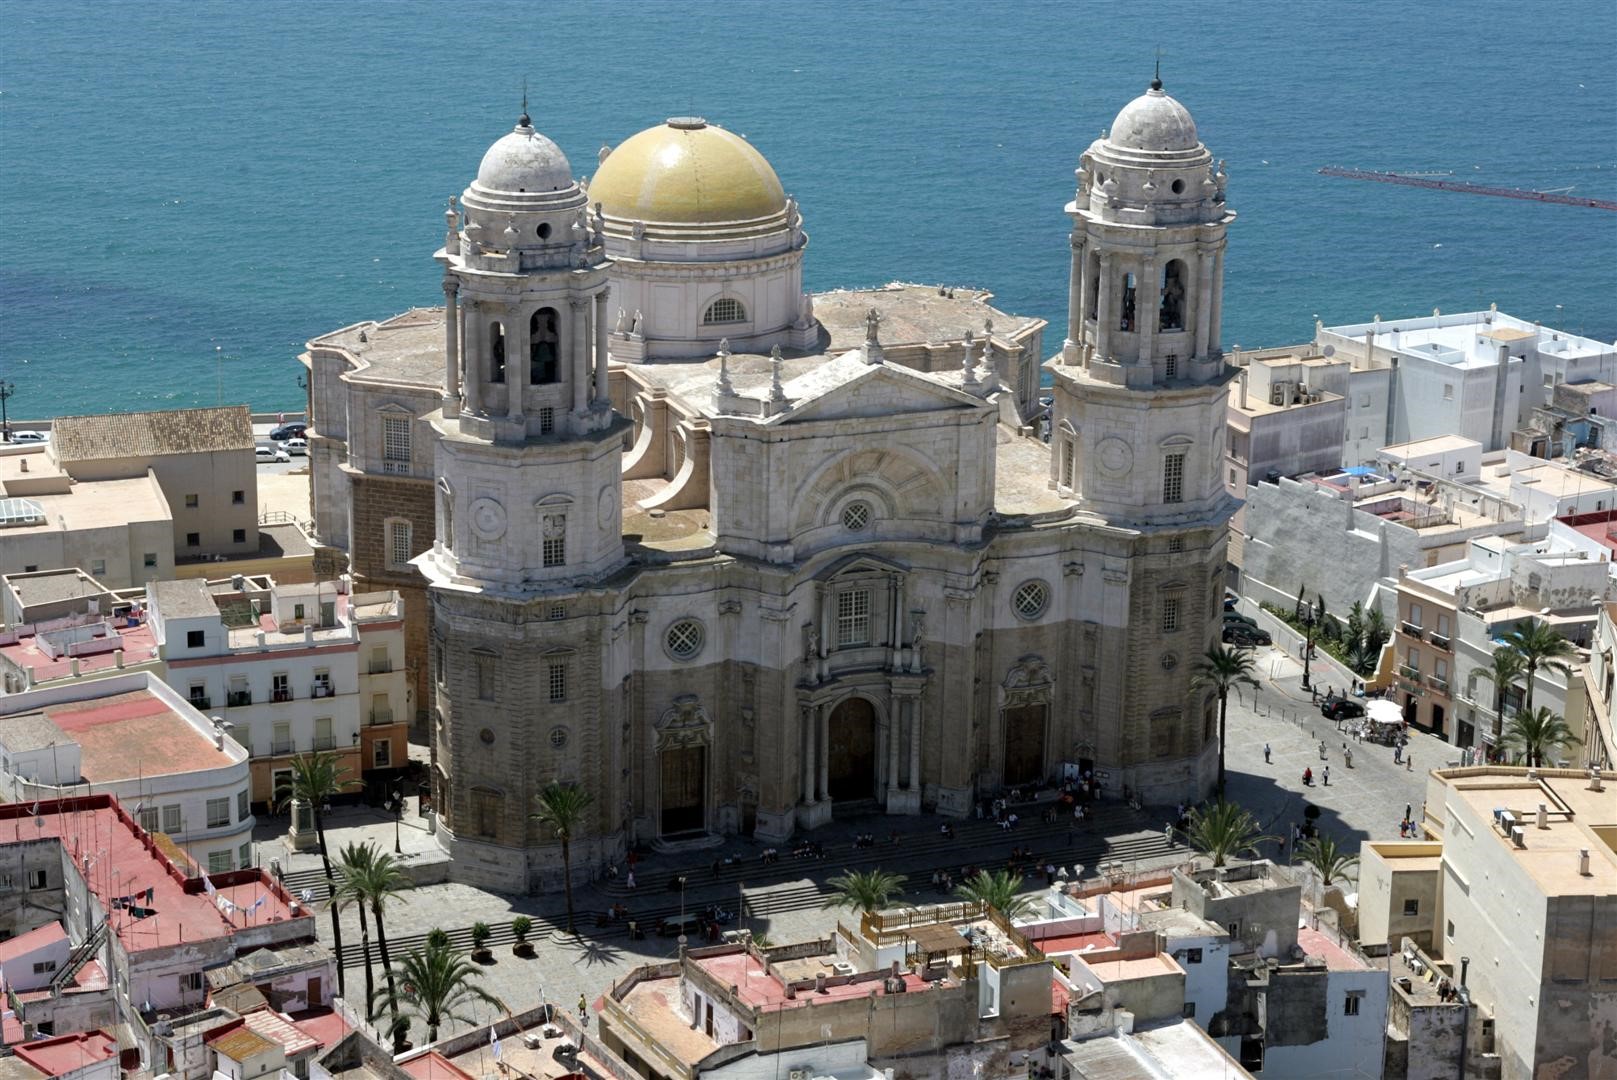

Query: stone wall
349,473,433,724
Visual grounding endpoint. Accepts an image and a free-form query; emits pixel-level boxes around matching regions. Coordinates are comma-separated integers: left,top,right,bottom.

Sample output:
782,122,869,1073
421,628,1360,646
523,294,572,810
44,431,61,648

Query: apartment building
0,672,253,874
1578,603,1617,770
1358,766,1616,1080
1394,565,1461,740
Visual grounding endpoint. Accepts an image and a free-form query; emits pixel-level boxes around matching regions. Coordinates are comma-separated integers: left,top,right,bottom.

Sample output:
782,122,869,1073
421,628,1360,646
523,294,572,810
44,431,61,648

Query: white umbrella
1366,699,1404,726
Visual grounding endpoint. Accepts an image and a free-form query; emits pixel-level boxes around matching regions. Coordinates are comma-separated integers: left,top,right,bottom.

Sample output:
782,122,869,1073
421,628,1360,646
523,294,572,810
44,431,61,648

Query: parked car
1321,697,1366,721
657,913,701,938
8,430,48,443
1223,611,1258,629
269,422,306,442
281,437,308,456
1223,624,1272,647
256,445,291,463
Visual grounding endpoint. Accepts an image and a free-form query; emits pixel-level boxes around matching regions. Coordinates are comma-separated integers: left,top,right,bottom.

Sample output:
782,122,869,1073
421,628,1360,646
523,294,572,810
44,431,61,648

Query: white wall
1257,969,1387,1080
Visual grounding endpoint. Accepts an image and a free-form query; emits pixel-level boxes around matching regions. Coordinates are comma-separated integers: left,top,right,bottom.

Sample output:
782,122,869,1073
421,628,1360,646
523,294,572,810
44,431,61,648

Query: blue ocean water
2,0,1614,419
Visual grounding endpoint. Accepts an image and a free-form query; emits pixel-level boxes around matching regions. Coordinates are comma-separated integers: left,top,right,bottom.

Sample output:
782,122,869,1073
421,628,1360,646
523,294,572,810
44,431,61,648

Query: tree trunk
1216,689,1228,795
1492,686,1507,752
561,835,575,934
374,900,400,1022
1525,662,1537,715
356,898,373,1017
314,814,346,999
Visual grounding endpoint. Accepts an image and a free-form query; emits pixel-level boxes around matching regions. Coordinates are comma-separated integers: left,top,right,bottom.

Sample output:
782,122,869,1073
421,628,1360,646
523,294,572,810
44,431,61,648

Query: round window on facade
549,726,569,750
1171,178,1185,194
479,727,496,745
1012,580,1050,621
665,619,705,661
536,222,552,240
842,501,872,532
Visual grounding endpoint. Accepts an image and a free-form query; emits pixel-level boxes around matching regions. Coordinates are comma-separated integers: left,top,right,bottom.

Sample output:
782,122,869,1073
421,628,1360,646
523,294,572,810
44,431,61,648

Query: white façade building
309,81,1238,895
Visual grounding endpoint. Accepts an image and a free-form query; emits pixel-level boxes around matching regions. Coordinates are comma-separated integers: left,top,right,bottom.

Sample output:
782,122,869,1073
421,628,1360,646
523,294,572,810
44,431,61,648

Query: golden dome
590,118,787,225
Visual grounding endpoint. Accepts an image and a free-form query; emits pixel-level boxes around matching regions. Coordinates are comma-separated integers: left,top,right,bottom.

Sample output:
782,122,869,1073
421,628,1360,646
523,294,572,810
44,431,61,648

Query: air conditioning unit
789,1070,811,1080
522,1034,543,1050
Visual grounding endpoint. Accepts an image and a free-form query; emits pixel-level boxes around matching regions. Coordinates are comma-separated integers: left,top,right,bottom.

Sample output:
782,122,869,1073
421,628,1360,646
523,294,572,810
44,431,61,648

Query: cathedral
304,79,1239,893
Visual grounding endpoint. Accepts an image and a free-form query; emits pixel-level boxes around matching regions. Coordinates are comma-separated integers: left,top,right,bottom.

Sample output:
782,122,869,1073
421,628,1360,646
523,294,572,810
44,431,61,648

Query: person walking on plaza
1264,742,1271,763
1319,739,1328,761
1322,766,1330,786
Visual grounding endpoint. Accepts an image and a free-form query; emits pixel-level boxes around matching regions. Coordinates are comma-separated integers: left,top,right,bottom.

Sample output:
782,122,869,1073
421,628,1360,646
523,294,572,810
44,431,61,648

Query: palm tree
1474,646,1527,750
1190,646,1259,795
1499,707,1581,767
1295,834,1360,888
276,751,356,997
529,782,593,934
953,869,1034,921
1502,620,1575,715
340,843,413,1023
332,843,377,1012
1363,607,1390,655
821,868,905,914
369,938,502,1044
1184,800,1276,868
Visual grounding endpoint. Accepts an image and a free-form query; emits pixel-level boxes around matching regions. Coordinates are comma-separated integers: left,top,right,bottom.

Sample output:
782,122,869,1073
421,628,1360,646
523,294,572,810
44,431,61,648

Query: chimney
1537,803,1549,829
1240,370,1249,410
213,729,224,751
891,960,901,977
1591,767,1604,792
1459,956,1470,988
19,458,27,472
114,649,124,669
815,972,826,993
70,658,80,677
304,624,314,646
256,630,266,648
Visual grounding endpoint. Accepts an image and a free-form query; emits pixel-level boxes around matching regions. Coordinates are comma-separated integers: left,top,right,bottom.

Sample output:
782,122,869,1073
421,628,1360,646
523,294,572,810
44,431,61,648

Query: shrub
511,915,532,943
425,928,450,950
470,921,492,949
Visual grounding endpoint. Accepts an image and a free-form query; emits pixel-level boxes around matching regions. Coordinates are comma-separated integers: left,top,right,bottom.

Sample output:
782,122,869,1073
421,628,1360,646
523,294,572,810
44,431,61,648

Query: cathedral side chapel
303,81,1240,893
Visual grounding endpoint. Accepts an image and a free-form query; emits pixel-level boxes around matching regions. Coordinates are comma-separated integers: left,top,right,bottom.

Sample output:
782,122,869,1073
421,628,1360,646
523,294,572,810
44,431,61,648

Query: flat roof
0,474,170,535
693,949,931,1011
6,570,110,609
1436,769,1617,896
0,796,301,955
309,309,447,391
12,1031,118,1077
34,688,226,781
149,578,221,619
1382,434,1481,458
813,282,1042,352
1296,926,1369,972
1511,463,1617,498
0,618,159,684
617,976,718,1067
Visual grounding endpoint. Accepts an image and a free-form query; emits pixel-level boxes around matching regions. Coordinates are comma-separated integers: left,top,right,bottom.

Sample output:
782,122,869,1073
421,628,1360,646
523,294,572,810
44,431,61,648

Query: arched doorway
1003,704,1048,786
827,697,877,801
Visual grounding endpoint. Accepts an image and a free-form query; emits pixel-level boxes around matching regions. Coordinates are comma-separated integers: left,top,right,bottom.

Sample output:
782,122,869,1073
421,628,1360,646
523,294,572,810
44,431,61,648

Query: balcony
369,707,394,727
188,696,211,711
270,738,295,755
272,689,293,704
1400,623,1425,640
1429,634,1451,651
381,460,410,476
1399,664,1422,681
312,735,336,751
311,684,335,700
227,691,253,708
1427,675,1450,694
368,659,393,675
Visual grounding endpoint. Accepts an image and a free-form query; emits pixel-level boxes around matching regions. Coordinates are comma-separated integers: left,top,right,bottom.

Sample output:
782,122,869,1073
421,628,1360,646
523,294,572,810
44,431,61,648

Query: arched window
530,308,559,384
1160,260,1187,331
1120,273,1137,332
703,298,746,325
1086,251,1101,320
489,322,506,384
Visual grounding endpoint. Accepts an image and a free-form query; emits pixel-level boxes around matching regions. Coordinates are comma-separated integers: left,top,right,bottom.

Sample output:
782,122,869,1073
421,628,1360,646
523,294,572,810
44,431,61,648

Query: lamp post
0,379,14,442
1301,601,1316,692
392,788,403,854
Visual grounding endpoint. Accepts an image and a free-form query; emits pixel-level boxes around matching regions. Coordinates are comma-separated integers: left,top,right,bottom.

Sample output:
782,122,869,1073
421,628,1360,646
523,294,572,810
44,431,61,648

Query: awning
1366,699,1404,726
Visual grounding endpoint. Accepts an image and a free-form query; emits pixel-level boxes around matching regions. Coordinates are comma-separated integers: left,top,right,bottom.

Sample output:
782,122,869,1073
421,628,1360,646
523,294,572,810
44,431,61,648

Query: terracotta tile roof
207,1026,278,1061
51,406,254,461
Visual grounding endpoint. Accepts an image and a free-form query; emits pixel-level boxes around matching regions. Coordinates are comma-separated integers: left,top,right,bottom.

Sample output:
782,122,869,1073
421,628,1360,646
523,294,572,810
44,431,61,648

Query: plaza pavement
256,599,1447,1041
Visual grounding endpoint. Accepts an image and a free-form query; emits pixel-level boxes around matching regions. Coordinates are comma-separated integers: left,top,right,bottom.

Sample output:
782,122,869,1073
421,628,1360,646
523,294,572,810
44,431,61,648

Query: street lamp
0,379,14,442
1301,601,1316,692
392,788,403,854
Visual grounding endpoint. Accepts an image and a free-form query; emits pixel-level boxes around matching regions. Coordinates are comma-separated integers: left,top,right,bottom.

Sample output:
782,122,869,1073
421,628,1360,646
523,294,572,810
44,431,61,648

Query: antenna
1152,47,1163,91
519,77,530,127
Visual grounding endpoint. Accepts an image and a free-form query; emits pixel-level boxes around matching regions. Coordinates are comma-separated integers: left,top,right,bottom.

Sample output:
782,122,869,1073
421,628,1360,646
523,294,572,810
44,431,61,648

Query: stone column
1209,251,1225,355
508,308,527,420
800,705,815,804
1138,257,1159,368
594,288,611,409
1094,251,1114,362
463,308,482,414
570,298,589,414
1194,252,1213,360
908,697,921,790
442,280,461,417
817,703,830,801
1064,234,1084,362
887,701,902,796
1074,241,1090,366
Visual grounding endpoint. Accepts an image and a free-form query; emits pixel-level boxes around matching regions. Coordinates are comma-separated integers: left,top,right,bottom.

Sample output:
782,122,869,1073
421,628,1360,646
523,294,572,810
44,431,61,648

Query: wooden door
828,698,877,800
1003,704,1047,786
660,746,706,835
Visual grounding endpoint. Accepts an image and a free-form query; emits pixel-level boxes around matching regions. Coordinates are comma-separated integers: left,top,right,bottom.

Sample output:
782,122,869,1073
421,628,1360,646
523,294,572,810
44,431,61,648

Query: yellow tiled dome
589,118,787,225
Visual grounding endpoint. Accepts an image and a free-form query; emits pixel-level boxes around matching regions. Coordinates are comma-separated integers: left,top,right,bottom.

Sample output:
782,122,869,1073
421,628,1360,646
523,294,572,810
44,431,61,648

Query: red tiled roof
241,1007,320,1057
286,1007,352,1050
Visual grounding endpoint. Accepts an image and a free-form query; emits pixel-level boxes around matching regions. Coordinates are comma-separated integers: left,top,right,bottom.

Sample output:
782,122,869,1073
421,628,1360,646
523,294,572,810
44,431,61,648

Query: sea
2,0,1615,420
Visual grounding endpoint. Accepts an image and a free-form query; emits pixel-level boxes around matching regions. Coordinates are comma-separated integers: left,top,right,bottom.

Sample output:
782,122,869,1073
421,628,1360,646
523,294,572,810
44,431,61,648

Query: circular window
665,619,705,661
842,501,872,532
1171,178,1185,195
479,728,495,745
1012,580,1050,621
548,726,569,750
536,222,552,240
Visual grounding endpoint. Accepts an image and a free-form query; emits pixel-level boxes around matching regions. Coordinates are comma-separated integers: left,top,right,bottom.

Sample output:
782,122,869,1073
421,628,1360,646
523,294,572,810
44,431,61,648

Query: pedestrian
1164,822,1174,846
625,870,636,890
1264,742,1271,763
1345,748,1353,768
1323,766,1330,786
578,994,588,1021
1319,740,1328,761
1405,803,1412,823
1407,754,1414,772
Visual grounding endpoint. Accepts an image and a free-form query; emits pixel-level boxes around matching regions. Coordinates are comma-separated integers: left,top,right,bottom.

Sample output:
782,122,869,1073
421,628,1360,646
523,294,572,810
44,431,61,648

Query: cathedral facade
305,81,1239,893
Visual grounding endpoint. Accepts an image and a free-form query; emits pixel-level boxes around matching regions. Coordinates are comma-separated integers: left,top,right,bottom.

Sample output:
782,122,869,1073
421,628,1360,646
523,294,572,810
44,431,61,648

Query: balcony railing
311,684,334,699
1399,664,1421,681
1429,634,1451,651
227,691,253,708
381,461,410,476
368,660,393,674
369,707,394,727
272,689,293,703
1427,675,1450,694
270,738,295,755
1400,623,1425,640
188,696,211,711
312,736,336,751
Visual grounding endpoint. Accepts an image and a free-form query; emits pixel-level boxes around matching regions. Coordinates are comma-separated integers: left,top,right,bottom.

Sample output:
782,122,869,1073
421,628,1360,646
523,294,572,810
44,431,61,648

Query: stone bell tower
419,107,628,893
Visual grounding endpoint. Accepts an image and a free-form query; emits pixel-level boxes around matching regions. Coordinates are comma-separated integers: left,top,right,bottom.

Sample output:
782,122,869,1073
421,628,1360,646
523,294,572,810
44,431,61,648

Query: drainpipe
1455,955,1471,1080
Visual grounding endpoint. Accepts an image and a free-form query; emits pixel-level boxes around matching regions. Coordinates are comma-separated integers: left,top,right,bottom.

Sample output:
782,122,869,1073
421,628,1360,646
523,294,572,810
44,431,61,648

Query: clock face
469,497,507,540
1097,437,1133,476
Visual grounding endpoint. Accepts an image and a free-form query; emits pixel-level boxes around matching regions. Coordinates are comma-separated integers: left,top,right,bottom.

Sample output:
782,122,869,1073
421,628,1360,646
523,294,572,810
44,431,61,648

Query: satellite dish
1323,344,1336,357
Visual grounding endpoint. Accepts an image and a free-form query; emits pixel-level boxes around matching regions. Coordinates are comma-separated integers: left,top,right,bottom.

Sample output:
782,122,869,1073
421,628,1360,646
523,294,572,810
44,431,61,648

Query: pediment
779,360,987,424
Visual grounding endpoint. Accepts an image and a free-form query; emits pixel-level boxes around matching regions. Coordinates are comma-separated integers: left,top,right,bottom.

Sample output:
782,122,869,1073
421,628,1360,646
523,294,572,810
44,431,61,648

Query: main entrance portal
1003,704,1047,786
827,697,877,801
660,745,706,834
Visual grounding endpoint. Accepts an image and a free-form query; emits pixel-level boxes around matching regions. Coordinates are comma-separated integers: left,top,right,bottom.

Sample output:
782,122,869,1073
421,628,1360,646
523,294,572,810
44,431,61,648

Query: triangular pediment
778,356,988,424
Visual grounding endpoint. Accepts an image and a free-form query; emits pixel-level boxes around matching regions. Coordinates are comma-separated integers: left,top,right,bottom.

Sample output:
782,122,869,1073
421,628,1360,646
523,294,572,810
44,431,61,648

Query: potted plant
470,921,493,962
511,916,534,957
425,928,450,950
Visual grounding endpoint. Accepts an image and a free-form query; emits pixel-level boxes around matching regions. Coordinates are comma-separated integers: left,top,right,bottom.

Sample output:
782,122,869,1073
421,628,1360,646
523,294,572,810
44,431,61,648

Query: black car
1222,624,1272,647
1320,698,1365,721
269,422,307,442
